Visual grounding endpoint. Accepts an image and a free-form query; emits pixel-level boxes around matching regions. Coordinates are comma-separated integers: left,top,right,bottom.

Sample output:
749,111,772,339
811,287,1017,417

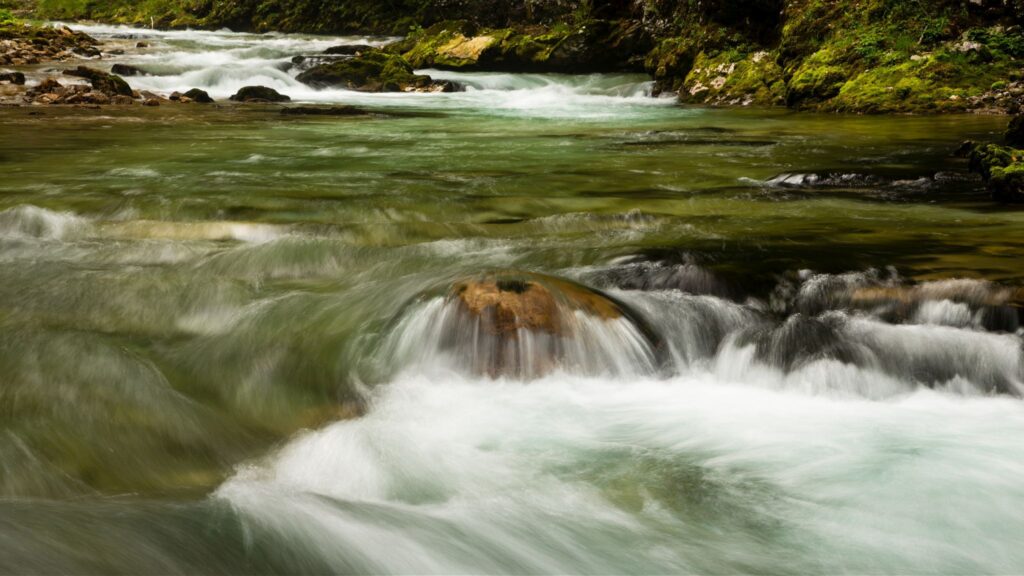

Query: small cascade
0,205,88,240
376,264,1024,396
382,272,664,379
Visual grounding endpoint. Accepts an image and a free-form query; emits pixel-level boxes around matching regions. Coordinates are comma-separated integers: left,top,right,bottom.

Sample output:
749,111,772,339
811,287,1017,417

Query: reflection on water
0,23,1023,576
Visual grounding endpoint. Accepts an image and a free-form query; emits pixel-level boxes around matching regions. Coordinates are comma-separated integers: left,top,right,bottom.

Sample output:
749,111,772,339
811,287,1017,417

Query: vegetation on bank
8,0,1024,113
0,8,18,26
961,115,1024,202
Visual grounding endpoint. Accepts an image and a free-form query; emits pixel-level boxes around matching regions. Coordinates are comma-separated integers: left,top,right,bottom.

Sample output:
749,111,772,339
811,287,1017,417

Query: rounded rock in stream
229,85,291,103
396,272,665,379
454,275,622,335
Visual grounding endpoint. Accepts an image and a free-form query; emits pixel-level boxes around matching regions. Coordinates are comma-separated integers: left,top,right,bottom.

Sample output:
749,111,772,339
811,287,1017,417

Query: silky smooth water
1,24,1023,575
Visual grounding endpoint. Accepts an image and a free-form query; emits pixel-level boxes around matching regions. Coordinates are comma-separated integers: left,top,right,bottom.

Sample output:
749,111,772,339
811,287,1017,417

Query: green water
1,25,1024,575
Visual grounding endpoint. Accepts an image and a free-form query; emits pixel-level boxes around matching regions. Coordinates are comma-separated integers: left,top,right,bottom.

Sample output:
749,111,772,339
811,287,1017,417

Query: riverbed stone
183,88,213,103
111,63,144,76
0,70,24,84
280,105,368,116
63,66,133,97
229,85,291,102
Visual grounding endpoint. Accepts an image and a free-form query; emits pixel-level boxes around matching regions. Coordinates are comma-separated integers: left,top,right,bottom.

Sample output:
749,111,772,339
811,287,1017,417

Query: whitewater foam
0,205,89,240
63,24,671,118
217,371,1024,574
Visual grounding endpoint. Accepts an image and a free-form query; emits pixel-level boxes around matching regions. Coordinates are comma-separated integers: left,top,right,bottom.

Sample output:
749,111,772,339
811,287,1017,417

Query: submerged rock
229,85,290,102
280,105,368,116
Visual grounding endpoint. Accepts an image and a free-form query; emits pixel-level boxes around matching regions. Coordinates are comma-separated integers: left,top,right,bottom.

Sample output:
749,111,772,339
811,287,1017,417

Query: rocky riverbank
0,20,97,65
0,17,460,106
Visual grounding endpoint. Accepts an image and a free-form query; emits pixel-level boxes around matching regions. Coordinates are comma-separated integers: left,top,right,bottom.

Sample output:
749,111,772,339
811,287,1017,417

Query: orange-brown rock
451,272,623,337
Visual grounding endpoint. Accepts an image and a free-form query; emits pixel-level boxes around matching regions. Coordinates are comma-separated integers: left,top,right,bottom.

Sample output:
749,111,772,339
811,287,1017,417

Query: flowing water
1,24,1024,575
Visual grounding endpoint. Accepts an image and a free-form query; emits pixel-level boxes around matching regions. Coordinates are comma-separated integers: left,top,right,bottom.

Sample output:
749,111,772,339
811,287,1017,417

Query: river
1,24,1023,575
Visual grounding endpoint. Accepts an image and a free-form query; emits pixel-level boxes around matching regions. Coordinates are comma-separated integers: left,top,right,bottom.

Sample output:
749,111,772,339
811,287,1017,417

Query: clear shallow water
1,24,1023,575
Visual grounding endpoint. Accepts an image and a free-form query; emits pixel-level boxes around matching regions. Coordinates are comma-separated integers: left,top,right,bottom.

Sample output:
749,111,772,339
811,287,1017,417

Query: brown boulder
435,272,663,378
453,274,622,337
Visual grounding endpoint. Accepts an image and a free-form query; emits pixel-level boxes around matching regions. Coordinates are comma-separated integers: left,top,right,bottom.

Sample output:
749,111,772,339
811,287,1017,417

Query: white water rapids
3,24,1023,575
214,264,1024,573
57,23,665,117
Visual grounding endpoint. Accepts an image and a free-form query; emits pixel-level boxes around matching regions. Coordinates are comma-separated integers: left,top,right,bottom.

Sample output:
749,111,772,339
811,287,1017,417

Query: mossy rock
404,29,500,69
821,48,1012,113
681,50,786,106
401,24,570,72
786,58,848,106
296,49,438,92
645,37,698,95
400,20,645,73
964,142,1024,203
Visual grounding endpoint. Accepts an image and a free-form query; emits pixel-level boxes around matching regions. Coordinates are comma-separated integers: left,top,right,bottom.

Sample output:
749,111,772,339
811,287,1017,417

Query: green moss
681,50,786,106
964,142,1024,202
296,49,429,92
966,27,1024,59
787,60,848,105
399,22,587,72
